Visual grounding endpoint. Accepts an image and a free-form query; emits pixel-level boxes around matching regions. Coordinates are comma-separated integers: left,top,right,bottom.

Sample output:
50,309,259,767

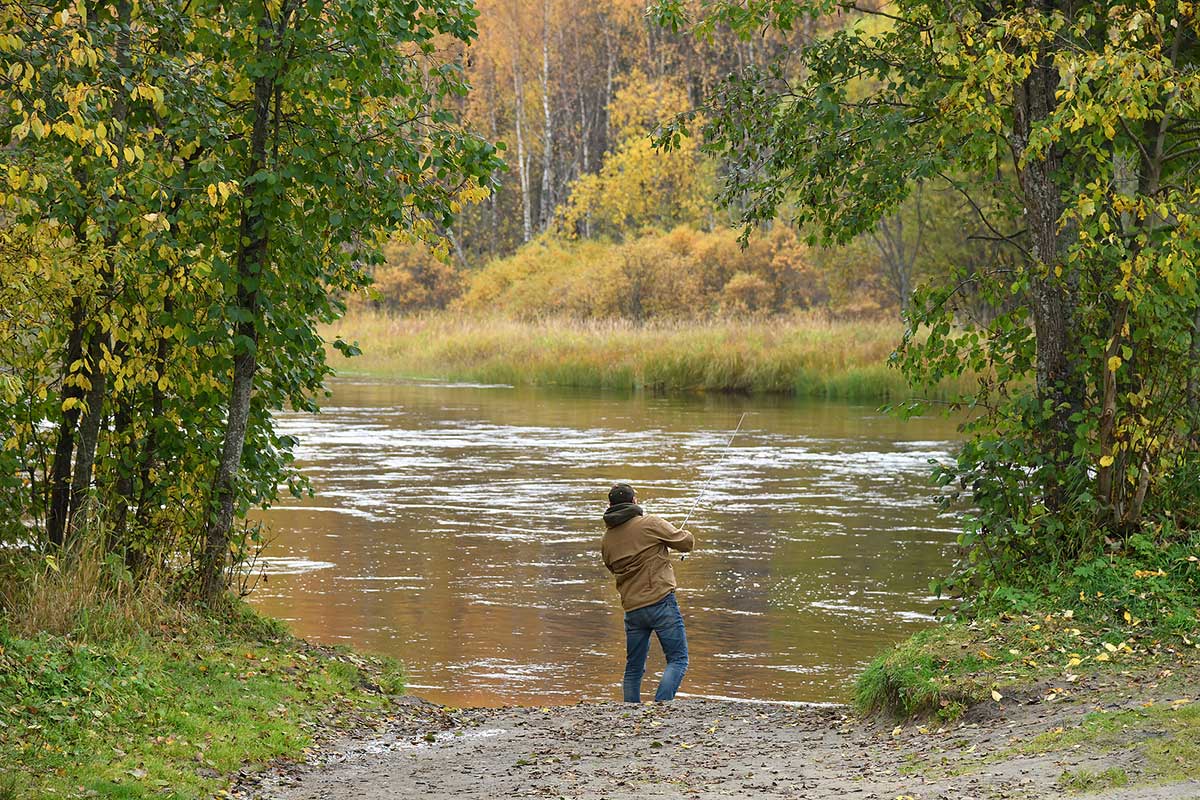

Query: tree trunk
134,349,165,525
1012,31,1077,447
68,326,109,531
512,52,533,242
109,393,134,553
66,0,133,538
1097,300,1130,510
1189,308,1200,427
538,0,553,229
199,9,284,599
46,298,87,547
603,27,614,146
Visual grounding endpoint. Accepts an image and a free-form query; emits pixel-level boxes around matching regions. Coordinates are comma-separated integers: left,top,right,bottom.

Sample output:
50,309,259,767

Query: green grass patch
1023,701,1200,788
322,311,975,401
855,610,1200,720
854,623,991,719
1143,703,1200,782
857,538,1200,720
1058,766,1130,793
0,601,404,799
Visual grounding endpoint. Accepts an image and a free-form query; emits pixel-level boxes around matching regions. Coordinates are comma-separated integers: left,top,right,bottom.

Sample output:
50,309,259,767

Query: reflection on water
248,380,961,707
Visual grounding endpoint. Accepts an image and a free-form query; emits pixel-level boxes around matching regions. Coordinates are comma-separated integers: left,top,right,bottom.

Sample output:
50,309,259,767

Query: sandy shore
237,674,1199,800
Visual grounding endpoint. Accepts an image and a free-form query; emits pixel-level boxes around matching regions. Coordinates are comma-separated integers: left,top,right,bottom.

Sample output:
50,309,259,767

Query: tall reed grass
322,311,973,401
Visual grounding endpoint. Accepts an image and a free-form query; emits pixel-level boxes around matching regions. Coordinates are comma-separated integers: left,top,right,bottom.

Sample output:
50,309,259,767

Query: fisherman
600,482,694,703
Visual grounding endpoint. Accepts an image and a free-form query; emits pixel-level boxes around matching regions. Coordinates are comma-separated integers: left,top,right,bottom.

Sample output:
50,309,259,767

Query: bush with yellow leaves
352,239,463,312
455,225,826,321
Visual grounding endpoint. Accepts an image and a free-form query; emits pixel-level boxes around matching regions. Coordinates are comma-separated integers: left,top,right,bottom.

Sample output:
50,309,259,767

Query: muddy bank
237,676,1199,800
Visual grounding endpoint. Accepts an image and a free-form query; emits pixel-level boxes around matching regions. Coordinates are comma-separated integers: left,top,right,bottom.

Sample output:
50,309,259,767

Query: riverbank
0,600,406,800
236,655,1200,800
5,595,1198,799
320,311,971,400
231,573,1200,799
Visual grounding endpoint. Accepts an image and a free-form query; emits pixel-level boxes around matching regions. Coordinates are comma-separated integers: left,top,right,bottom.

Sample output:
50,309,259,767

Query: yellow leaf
1107,355,1122,372
1100,455,1114,467
1123,610,1132,623
991,689,1003,702
1103,642,1118,652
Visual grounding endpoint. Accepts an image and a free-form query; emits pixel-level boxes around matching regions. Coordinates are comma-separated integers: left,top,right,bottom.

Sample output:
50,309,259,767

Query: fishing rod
679,412,747,559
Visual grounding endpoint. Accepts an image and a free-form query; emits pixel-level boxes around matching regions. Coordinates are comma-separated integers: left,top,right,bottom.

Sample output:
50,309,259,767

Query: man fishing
600,482,694,703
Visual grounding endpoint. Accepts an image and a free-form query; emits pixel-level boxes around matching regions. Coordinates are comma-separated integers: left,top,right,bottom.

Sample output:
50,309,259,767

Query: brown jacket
601,514,695,611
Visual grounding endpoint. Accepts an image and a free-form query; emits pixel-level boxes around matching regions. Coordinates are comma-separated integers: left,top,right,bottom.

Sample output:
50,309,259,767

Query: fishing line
679,411,747,559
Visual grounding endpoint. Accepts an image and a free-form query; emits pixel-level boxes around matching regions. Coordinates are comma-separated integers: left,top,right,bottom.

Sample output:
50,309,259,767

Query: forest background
365,0,993,321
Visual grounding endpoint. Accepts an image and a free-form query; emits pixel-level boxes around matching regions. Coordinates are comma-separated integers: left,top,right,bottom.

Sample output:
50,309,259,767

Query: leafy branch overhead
656,0,1200,594
0,0,501,595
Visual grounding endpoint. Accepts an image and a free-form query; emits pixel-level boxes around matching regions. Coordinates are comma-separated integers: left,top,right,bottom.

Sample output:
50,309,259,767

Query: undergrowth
855,530,1200,719
0,546,405,799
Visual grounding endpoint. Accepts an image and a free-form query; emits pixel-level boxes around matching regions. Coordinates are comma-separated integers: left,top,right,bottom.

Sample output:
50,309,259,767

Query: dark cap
608,482,636,505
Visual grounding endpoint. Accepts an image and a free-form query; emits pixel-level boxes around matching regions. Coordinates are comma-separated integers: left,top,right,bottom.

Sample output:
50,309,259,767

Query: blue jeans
623,592,689,702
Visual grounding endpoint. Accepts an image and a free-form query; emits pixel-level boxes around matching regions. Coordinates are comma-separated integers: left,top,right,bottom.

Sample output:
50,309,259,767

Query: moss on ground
1029,701,1200,786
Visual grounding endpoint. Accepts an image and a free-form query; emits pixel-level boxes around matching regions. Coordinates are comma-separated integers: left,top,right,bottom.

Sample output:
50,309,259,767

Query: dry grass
320,310,969,400
1,532,179,640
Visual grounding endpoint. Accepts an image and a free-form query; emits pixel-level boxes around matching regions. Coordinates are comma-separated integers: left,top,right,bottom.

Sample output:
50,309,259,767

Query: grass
856,535,1200,720
860,618,1200,790
0,546,405,799
854,600,1200,721
1024,701,1200,789
321,310,975,401
1059,766,1130,793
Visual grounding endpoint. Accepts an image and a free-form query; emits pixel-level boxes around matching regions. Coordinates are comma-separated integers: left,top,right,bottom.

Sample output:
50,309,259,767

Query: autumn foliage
455,225,826,320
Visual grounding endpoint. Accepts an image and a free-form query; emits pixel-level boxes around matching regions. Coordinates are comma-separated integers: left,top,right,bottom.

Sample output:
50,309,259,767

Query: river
248,379,962,707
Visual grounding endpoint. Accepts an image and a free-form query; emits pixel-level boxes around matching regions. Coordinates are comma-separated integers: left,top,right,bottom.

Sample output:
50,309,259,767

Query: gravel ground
236,680,1200,800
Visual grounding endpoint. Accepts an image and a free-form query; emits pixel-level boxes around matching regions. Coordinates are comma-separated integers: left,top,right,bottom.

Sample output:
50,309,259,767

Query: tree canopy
655,0,1200,593
0,0,500,596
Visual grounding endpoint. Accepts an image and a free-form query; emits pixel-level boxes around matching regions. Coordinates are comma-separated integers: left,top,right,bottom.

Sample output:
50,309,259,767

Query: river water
248,379,962,707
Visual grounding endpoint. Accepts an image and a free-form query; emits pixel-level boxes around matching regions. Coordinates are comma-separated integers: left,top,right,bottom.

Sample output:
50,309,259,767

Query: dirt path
238,681,1200,800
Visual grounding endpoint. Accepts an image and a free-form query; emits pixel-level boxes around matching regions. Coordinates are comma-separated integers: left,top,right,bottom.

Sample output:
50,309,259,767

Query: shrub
455,226,828,321
354,239,463,312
